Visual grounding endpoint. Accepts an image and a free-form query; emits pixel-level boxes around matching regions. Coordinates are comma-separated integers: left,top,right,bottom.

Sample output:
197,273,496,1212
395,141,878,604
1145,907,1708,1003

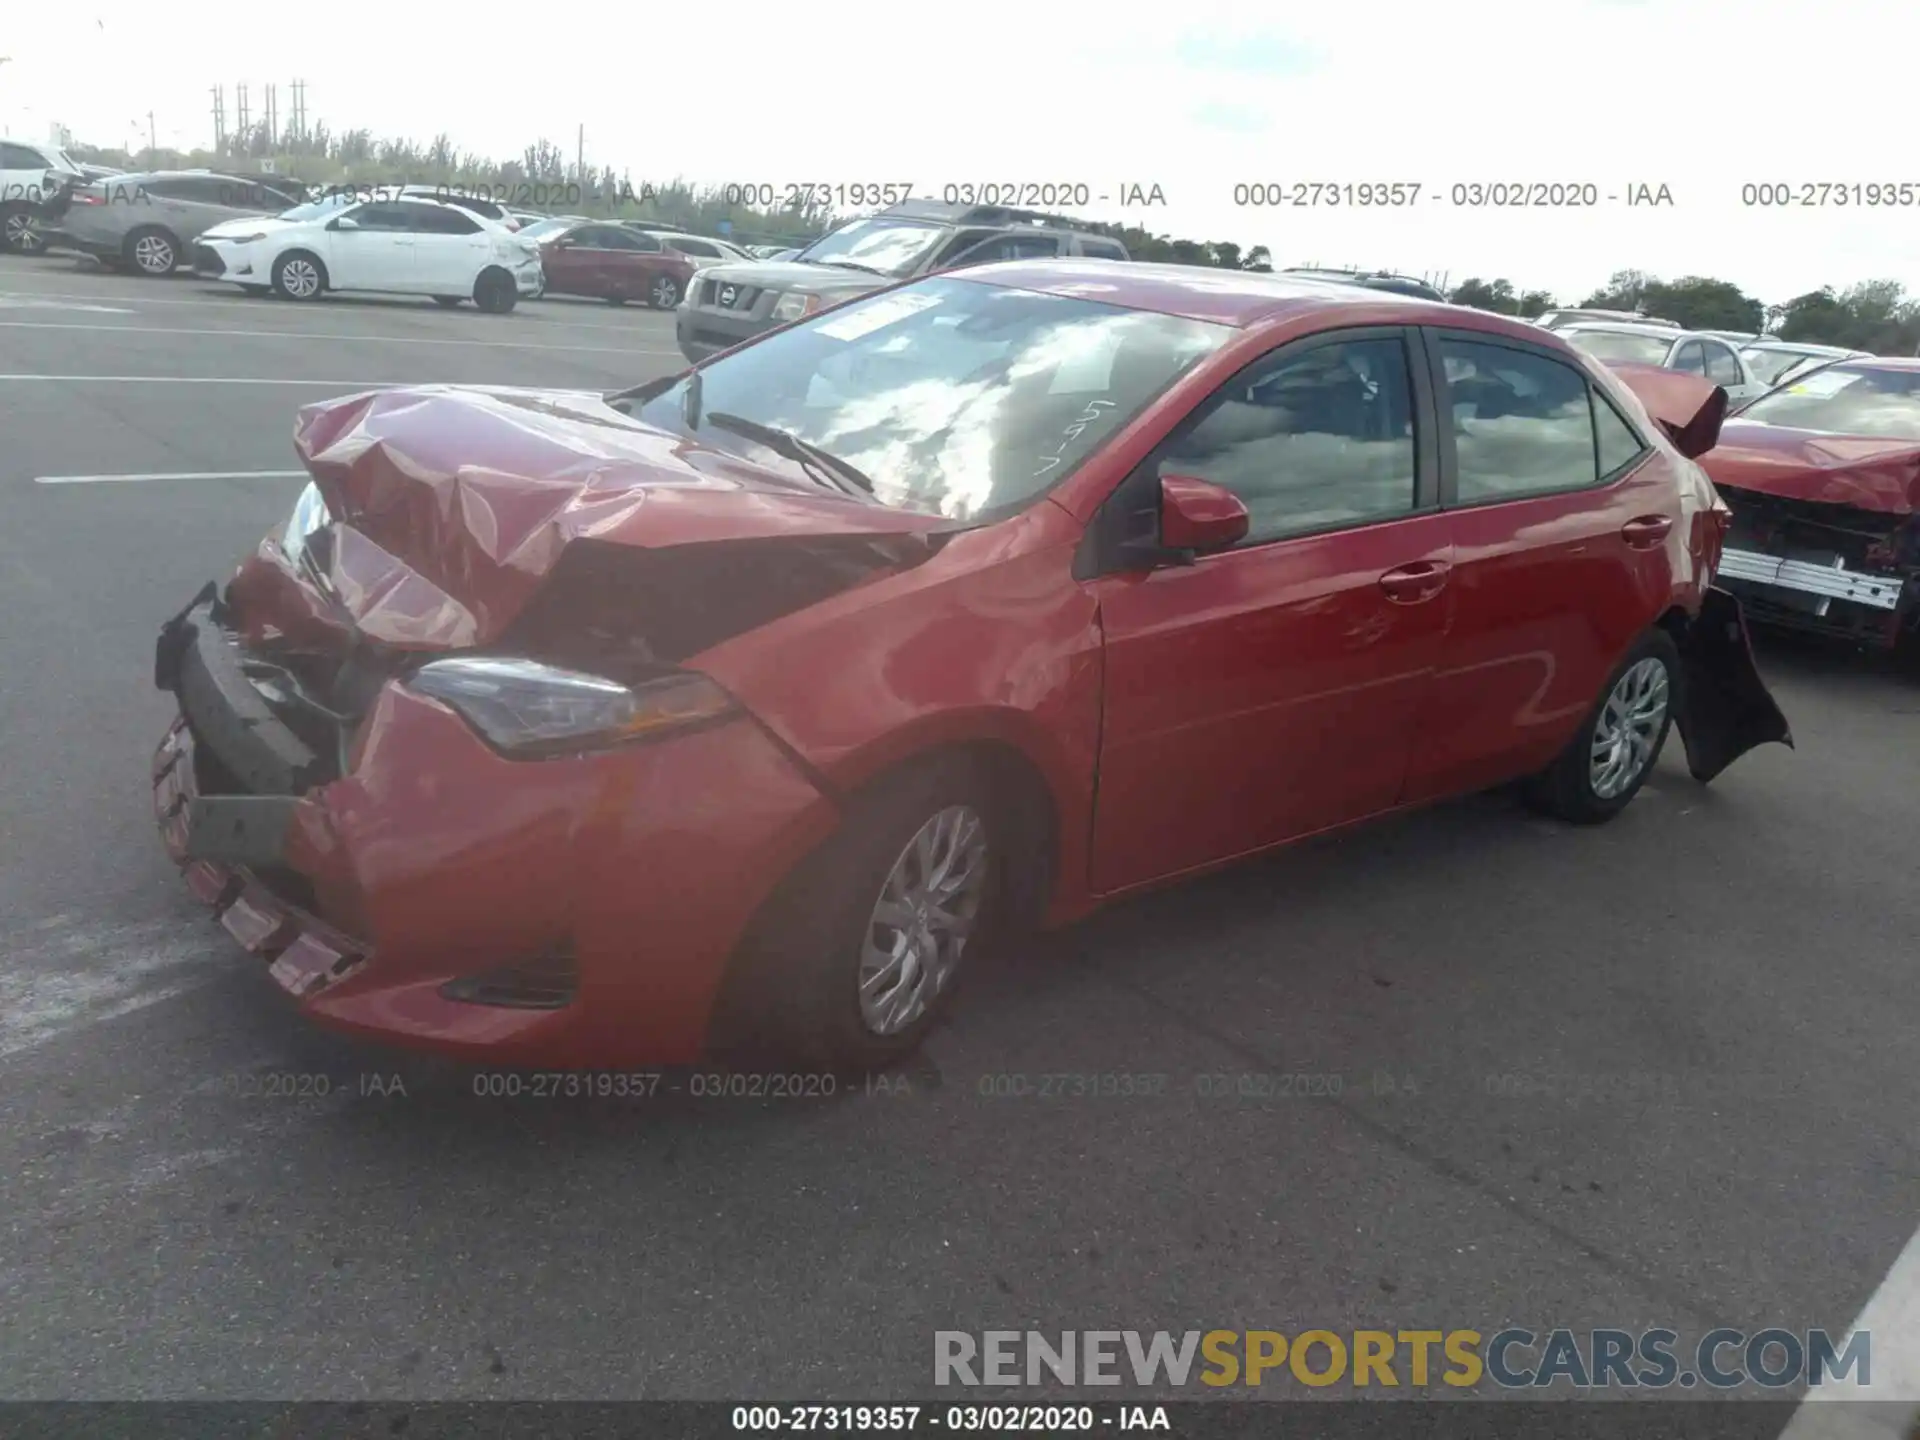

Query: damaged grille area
1716,485,1917,641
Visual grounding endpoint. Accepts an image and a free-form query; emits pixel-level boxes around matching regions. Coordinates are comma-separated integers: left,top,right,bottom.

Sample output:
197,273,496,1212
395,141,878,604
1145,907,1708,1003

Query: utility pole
576,125,584,187
236,83,250,145
211,85,226,153
264,83,277,147
146,112,156,160
290,79,305,145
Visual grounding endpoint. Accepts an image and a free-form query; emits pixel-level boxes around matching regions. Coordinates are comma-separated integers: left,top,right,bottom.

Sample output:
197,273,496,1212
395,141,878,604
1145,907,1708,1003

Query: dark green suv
675,199,1131,363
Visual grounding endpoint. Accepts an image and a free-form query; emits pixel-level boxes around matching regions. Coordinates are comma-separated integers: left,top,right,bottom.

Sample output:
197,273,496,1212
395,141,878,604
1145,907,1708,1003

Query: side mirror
327,215,357,231
551,236,572,248
1159,474,1249,555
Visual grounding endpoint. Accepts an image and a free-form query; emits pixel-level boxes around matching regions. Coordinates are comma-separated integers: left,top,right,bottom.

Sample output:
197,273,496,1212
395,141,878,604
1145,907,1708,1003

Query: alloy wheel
4,211,45,253
281,258,320,298
857,805,989,1036
134,234,174,274
651,276,677,307
1589,657,1670,799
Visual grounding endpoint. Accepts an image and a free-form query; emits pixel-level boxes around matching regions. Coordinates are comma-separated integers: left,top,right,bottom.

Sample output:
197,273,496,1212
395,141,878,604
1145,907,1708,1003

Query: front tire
124,226,179,276
1526,630,1679,824
473,268,517,314
271,251,326,300
713,756,1007,1072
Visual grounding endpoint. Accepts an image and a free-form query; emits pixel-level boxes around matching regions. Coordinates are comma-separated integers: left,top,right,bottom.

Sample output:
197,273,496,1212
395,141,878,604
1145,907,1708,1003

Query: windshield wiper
602,370,682,411
705,412,874,495
810,259,887,275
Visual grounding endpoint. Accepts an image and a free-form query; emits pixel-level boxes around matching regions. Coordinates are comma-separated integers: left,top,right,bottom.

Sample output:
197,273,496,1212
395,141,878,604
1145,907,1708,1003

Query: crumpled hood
1702,420,1920,515
289,384,942,649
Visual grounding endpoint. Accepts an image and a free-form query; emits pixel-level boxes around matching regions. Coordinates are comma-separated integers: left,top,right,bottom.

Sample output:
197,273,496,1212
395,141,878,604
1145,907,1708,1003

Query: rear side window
415,205,481,235
1436,338,1604,501
1672,341,1706,374
1593,390,1649,477
670,237,720,257
1080,239,1128,260
1,143,49,169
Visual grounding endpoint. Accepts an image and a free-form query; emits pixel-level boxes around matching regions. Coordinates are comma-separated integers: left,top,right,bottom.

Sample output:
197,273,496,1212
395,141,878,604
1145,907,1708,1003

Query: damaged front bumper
1714,490,1920,648
150,582,839,1067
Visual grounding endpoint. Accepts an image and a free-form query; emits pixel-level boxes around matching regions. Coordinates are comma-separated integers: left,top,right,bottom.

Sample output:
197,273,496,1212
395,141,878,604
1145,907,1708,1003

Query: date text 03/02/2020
933,1328,1871,1390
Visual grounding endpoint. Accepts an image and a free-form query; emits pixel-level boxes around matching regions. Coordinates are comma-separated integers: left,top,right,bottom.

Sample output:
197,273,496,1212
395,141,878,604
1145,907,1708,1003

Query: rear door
602,226,681,300
1085,326,1455,892
406,202,490,294
1401,328,1678,802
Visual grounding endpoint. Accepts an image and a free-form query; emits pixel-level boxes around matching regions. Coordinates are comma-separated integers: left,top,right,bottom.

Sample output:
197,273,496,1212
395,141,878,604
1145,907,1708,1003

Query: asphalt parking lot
1,255,1917,1410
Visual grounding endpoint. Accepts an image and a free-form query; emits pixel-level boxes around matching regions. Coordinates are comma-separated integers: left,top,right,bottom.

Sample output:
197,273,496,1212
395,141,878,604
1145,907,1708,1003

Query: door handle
1378,561,1451,604
1620,514,1673,548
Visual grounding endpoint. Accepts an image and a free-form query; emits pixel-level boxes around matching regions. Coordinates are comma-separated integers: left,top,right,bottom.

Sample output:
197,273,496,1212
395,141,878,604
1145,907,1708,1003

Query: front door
1085,327,1455,894
322,202,415,291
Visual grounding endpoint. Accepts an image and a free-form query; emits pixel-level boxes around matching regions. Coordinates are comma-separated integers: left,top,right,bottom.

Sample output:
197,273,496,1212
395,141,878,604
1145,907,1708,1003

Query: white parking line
35,470,309,485
0,286,664,333
0,319,677,356
1777,1224,1920,1438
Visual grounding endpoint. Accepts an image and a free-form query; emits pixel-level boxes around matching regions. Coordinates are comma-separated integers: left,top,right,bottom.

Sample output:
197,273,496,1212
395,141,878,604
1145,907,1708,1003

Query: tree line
64,129,1912,352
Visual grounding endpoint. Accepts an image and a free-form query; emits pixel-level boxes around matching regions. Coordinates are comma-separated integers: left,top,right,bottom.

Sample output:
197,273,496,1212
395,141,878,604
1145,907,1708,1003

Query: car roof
954,259,1541,332
1815,355,1920,371
1742,340,1861,354
1558,321,1684,336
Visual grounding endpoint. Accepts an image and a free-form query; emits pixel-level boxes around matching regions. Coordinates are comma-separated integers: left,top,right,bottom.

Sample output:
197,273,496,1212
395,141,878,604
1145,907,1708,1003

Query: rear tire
1525,630,1679,824
473,268,517,314
647,274,682,309
1,203,47,255
123,225,180,277
711,755,1009,1073
271,250,326,300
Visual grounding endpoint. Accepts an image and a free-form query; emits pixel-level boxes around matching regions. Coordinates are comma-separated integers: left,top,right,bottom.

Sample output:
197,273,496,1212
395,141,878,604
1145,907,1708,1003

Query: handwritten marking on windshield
1034,398,1117,477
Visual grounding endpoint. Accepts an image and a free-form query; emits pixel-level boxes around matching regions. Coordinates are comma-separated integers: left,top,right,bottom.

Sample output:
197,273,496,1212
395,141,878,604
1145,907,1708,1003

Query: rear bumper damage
152,584,838,1068
1673,587,1794,784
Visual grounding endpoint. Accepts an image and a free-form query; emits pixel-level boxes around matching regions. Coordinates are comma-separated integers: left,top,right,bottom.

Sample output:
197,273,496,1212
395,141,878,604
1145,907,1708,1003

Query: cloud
1171,30,1321,76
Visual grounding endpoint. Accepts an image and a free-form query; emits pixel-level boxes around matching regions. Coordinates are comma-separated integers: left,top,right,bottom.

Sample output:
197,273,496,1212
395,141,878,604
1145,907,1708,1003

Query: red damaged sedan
150,264,1791,1072
1698,356,1920,658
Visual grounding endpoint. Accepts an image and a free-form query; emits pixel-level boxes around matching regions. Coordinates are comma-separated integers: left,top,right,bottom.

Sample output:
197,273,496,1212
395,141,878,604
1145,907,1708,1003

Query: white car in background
1557,321,1770,407
1738,340,1873,388
192,193,543,311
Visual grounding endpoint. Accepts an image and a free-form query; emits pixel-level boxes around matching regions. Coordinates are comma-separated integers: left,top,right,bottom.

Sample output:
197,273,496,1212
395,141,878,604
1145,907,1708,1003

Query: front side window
1702,343,1744,384
1437,338,1601,501
625,276,1230,522
1671,341,1707,375
350,203,413,231
1155,336,1419,544
1736,363,1920,439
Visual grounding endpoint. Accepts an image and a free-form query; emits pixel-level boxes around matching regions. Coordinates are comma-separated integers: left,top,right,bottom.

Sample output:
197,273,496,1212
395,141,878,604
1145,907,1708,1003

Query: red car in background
150,265,1790,1073
535,219,693,308
1698,356,1920,659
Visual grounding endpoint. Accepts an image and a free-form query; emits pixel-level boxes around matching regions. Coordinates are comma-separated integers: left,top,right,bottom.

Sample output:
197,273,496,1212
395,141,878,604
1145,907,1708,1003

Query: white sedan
193,194,543,311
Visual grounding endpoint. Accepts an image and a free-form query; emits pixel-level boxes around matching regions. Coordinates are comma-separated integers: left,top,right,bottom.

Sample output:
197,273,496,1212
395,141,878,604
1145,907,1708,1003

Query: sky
4,0,1916,307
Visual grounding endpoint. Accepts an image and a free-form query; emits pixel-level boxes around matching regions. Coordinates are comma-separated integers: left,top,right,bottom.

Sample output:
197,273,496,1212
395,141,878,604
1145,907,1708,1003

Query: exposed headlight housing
772,291,824,322
407,659,737,758
281,480,331,565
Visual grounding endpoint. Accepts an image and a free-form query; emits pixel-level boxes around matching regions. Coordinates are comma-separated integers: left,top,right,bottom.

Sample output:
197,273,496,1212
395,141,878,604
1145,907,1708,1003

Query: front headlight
407,659,737,757
224,231,268,245
281,480,331,565
772,291,823,322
